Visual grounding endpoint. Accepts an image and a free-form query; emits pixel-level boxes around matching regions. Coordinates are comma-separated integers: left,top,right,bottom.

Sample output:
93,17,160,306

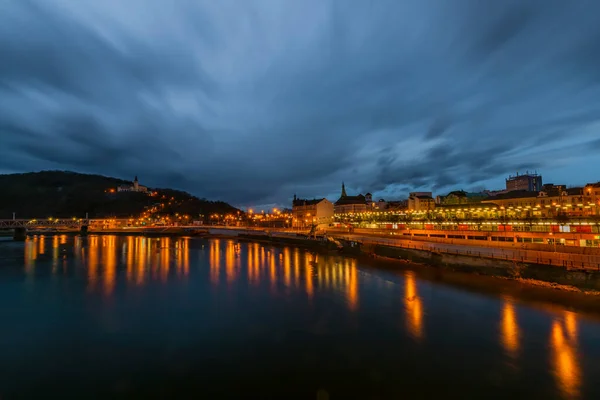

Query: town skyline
2,1,600,207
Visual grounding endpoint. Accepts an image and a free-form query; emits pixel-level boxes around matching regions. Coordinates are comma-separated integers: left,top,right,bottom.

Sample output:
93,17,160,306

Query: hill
0,171,241,221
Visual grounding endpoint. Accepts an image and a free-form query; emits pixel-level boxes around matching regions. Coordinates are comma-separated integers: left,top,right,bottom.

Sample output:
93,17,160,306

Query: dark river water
1,235,599,399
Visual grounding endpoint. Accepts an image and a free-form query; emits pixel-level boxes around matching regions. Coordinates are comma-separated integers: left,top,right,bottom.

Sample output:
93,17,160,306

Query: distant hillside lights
117,176,148,193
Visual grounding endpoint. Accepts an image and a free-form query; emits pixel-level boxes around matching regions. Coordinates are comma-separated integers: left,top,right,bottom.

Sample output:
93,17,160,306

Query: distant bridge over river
0,218,91,229
0,218,94,240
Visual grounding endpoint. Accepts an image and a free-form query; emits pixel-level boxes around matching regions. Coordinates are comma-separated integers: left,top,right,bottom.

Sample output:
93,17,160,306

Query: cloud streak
2,0,600,207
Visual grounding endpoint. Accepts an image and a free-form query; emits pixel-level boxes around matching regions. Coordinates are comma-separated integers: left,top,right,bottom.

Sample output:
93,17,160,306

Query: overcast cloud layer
2,0,600,208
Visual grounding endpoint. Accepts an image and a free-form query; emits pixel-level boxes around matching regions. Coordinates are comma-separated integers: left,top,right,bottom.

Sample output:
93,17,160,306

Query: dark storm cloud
2,0,600,207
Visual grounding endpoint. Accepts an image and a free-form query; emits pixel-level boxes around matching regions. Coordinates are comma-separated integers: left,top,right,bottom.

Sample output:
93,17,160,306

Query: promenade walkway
331,233,600,271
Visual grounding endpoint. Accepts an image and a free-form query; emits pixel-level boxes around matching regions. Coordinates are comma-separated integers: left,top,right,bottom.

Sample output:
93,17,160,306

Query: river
0,235,599,399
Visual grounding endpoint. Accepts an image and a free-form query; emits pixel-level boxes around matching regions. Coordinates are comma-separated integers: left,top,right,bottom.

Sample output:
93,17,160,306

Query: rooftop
292,198,325,207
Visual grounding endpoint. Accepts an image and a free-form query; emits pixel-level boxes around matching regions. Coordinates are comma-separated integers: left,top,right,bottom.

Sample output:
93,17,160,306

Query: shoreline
6,230,600,316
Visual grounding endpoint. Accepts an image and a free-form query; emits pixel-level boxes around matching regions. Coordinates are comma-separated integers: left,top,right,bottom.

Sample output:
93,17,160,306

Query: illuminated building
117,175,148,193
292,195,334,228
506,172,543,192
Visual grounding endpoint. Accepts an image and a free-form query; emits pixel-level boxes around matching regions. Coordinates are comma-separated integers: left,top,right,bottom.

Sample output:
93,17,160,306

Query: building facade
506,173,542,192
408,192,435,212
334,183,369,214
436,190,489,205
292,196,334,228
482,187,598,218
117,176,148,193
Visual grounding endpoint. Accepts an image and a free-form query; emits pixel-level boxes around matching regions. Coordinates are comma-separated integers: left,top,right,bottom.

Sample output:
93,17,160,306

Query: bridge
0,218,92,240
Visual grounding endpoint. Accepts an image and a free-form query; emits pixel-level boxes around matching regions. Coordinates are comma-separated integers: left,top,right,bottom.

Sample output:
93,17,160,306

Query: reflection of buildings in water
551,312,581,400
24,237,37,273
500,299,520,358
38,235,45,255
310,255,358,310
87,236,99,290
60,235,67,245
209,239,221,284
173,238,189,277
268,249,276,289
136,237,147,285
283,248,291,287
74,236,82,262
159,237,171,282
404,271,423,340
225,240,238,283
247,242,258,284
181,238,189,276
126,236,134,283
102,236,117,295
347,260,358,310
52,235,59,269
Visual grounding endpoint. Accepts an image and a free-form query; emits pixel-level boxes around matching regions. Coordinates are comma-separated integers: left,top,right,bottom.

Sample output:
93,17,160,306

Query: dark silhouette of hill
0,171,240,220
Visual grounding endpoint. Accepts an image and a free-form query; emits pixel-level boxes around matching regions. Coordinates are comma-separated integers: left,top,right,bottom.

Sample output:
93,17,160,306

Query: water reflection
210,239,220,284
404,271,423,340
102,236,117,295
225,240,238,283
87,236,99,291
500,298,520,359
10,236,600,398
551,311,581,399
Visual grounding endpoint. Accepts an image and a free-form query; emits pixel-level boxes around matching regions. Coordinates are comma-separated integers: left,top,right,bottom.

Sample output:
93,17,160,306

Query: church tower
341,182,347,198
133,175,139,191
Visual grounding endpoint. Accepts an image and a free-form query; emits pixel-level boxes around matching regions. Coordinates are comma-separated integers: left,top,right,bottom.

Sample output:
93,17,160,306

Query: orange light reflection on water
102,236,117,295
210,239,220,284
136,237,146,285
404,271,423,341
551,312,581,400
500,299,520,359
87,236,99,291
225,240,237,283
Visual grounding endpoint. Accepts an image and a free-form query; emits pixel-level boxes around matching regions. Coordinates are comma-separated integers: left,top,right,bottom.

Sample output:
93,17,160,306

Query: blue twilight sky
2,0,600,209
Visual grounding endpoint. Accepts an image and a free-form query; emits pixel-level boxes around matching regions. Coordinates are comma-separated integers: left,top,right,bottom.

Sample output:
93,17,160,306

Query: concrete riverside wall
327,228,600,256
370,244,600,291
335,235,600,270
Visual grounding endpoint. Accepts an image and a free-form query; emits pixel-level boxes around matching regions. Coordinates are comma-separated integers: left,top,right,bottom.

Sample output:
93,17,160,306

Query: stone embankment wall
368,244,600,291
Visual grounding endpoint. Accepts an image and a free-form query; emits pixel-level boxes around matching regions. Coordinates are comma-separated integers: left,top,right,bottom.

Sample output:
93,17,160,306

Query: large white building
292,196,334,228
117,176,148,193
408,192,435,212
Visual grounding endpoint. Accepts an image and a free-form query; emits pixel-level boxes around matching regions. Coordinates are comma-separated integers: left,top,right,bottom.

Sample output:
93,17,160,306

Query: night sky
2,1,600,209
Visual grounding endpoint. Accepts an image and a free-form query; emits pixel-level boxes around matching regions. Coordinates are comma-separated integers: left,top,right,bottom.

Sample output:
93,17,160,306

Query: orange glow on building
551,315,581,399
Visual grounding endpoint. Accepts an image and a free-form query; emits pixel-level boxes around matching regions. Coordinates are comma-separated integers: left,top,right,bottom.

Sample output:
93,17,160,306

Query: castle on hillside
117,176,148,193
